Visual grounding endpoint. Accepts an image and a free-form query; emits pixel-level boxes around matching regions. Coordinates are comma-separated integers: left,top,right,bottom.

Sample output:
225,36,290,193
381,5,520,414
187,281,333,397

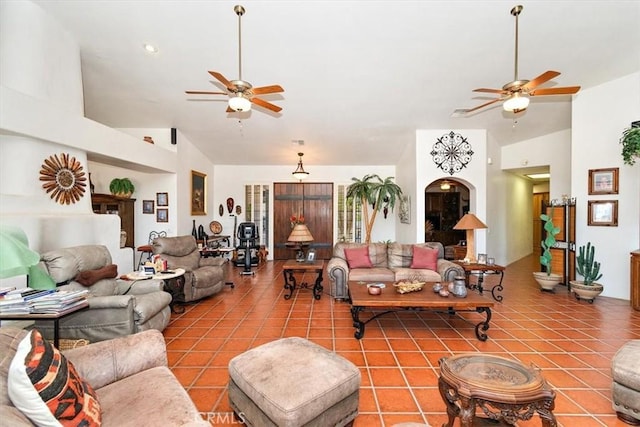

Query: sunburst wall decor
39,153,87,204
430,131,474,175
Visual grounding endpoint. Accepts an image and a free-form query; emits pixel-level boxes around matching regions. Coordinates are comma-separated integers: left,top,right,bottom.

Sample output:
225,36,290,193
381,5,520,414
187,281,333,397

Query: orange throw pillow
410,245,438,271
344,246,373,268
75,264,118,286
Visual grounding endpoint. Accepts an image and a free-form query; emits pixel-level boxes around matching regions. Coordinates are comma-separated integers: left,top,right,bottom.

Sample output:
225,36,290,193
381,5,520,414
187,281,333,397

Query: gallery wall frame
588,167,619,195
587,200,618,226
156,192,168,206
191,170,207,215
142,200,154,214
157,208,168,223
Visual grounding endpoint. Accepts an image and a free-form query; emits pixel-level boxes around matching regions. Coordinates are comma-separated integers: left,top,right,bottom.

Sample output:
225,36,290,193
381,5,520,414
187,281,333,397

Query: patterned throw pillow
344,246,374,268
8,329,102,426
410,245,438,271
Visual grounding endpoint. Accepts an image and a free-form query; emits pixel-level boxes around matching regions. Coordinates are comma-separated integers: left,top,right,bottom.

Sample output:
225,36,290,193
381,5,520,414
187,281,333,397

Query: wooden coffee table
439,354,557,427
348,281,494,340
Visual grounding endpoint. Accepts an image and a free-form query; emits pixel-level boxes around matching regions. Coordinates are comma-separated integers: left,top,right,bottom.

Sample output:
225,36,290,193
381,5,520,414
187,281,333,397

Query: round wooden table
438,354,557,426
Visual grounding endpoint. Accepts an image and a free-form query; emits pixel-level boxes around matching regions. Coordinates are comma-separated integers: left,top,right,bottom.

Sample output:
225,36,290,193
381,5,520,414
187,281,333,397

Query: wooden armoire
273,182,333,260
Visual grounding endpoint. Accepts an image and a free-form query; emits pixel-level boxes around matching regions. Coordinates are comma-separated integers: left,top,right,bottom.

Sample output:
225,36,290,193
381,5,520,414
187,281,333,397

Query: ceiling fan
185,5,284,113
458,5,580,115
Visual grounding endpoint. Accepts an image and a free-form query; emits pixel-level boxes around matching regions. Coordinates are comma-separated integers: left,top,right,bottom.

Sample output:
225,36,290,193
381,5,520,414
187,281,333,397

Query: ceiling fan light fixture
503,93,529,112
292,152,310,181
228,93,251,112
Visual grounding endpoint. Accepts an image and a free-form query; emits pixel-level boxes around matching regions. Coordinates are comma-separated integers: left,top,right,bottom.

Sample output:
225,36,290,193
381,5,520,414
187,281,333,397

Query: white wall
395,137,418,243
415,129,488,254
572,72,640,300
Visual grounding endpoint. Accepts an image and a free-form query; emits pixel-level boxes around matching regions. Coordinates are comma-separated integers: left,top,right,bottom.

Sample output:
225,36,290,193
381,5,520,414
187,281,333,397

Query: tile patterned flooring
163,255,640,426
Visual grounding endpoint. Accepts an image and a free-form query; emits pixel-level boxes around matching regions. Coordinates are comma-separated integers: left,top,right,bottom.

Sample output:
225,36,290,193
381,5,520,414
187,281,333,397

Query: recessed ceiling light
143,43,158,54
526,173,550,179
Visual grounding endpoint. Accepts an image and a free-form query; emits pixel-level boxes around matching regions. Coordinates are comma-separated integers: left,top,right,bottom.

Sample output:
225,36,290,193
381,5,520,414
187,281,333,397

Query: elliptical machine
235,222,259,275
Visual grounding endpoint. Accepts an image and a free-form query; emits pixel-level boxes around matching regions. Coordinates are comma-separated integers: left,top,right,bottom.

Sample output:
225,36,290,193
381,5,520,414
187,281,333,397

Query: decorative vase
569,281,603,303
533,272,562,292
119,230,127,248
452,276,467,298
191,220,197,240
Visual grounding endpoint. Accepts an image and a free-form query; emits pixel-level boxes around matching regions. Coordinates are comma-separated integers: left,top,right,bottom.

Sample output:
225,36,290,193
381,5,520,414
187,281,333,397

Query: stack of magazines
0,288,89,314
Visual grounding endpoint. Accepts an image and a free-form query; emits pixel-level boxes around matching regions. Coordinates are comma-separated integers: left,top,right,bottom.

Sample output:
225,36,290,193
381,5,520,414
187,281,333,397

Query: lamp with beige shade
453,213,487,263
288,224,314,262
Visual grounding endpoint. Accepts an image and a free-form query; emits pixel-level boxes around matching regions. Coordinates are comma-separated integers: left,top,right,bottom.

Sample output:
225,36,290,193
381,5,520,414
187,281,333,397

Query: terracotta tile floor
163,255,640,426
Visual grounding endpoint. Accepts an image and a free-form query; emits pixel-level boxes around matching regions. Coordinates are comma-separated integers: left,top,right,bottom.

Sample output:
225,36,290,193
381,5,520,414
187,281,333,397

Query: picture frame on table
588,168,618,195
142,200,154,214
306,249,316,263
587,200,618,226
477,253,487,264
156,208,168,223
191,170,207,215
156,192,168,206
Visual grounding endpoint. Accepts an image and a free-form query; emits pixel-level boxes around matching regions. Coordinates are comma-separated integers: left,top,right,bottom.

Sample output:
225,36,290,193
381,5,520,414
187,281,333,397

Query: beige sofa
0,327,208,426
327,242,465,300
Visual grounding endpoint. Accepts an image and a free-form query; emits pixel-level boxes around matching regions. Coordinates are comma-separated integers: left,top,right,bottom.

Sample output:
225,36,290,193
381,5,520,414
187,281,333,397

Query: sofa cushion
410,246,438,270
8,329,101,426
349,268,395,283
333,242,388,267
388,242,444,269
344,246,373,268
392,268,442,283
75,264,118,287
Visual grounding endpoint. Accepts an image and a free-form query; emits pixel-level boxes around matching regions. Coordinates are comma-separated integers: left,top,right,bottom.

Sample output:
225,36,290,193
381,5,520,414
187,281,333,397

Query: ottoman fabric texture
611,340,640,423
228,337,360,427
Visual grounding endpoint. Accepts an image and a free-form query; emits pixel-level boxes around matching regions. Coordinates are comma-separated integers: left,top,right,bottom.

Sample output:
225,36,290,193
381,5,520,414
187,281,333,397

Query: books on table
0,288,89,315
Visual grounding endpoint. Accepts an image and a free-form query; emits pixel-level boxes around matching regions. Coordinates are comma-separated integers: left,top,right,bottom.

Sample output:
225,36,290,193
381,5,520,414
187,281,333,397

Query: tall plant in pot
533,210,562,291
570,242,603,303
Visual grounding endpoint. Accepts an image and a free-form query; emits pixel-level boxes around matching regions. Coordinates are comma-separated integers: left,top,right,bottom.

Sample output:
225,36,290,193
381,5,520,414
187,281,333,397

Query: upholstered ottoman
228,337,360,427
612,340,640,425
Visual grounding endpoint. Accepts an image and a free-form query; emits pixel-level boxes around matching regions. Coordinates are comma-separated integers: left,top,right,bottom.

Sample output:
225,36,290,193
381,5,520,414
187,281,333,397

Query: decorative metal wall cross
430,131,473,175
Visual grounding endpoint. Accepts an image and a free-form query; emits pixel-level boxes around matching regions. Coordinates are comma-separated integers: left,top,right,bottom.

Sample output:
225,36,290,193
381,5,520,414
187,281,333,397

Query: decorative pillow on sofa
8,329,102,427
410,245,438,271
344,246,374,268
75,264,118,287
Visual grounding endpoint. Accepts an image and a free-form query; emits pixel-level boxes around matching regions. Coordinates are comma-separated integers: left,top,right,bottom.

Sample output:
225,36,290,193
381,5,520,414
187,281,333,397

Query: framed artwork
477,254,487,264
399,195,411,224
587,200,618,226
156,192,168,206
157,208,168,223
142,200,154,214
307,249,316,262
191,170,207,215
588,168,618,195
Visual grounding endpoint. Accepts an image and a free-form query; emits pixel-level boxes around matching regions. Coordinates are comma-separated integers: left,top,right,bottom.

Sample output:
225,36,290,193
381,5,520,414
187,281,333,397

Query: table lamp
0,225,55,289
287,224,314,262
453,213,487,263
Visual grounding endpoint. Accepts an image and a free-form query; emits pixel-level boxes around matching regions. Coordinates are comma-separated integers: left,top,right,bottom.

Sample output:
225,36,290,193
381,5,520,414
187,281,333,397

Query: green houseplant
570,242,604,303
347,174,403,244
620,125,640,166
533,210,563,291
109,178,135,198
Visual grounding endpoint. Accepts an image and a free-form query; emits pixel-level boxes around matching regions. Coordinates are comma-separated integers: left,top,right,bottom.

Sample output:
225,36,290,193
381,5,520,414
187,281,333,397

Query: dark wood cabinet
91,193,136,248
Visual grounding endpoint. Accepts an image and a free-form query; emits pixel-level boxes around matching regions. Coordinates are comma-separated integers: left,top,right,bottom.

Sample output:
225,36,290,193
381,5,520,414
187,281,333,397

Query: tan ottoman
612,340,640,425
228,337,360,427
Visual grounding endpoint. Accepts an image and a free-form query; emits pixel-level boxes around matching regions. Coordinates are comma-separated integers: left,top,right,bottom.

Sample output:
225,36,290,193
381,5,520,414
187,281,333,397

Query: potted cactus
533,210,563,291
569,242,604,303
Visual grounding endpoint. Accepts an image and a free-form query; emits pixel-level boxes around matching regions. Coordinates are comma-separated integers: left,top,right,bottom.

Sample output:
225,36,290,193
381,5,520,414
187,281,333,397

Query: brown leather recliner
152,235,227,303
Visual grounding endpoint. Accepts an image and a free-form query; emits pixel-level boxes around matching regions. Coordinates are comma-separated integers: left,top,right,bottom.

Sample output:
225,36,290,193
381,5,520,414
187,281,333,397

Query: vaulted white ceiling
33,0,640,166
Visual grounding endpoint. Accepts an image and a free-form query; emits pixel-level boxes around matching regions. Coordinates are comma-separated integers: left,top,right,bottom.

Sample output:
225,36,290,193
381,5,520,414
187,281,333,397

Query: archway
424,179,470,255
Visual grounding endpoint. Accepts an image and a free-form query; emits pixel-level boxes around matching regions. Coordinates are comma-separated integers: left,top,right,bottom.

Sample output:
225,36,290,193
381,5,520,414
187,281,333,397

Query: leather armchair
152,235,227,303
35,245,172,343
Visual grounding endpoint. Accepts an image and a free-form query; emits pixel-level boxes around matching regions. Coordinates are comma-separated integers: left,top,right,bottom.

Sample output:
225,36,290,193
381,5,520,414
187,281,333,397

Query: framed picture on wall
156,192,168,206
587,200,618,226
588,168,618,195
191,170,207,215
142,200,154,214
157,208,168,223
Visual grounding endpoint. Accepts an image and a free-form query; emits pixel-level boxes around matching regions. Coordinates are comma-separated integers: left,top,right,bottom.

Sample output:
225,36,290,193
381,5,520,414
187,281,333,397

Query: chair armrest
437,259,465,282
200,257,227,267
116,278,165,294
327,257,350,299
87,294,135,309
63,329,167,390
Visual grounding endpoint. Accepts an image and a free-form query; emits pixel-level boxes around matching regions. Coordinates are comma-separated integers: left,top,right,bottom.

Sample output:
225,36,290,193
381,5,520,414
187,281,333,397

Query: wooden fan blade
251,97,282,113
530,86,581,96
226,106,234,113
461,98,503,114
521,70,561,91
473,88,508,94
252,85,284,95
208,71,234,90
185,90,228,95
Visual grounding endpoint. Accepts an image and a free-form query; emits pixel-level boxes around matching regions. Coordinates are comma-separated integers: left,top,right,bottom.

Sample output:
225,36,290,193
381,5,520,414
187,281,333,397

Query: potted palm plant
533,210,563,291
109,178,135,198
569,242,603,303
347,174,403,244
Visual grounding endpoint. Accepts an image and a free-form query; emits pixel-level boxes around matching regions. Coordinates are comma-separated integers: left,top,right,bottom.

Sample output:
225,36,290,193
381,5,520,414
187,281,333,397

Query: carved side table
438,354,557,427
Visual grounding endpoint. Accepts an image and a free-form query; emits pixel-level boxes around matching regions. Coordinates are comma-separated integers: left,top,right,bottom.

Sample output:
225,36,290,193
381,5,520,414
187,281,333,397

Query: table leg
164,276,185,314
476,272,485,294
313,269,323,300
474,307,491,341
283,269,297,300
490,271,505,302
537,397,558,427
438,376,459,427
351,306,365,339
